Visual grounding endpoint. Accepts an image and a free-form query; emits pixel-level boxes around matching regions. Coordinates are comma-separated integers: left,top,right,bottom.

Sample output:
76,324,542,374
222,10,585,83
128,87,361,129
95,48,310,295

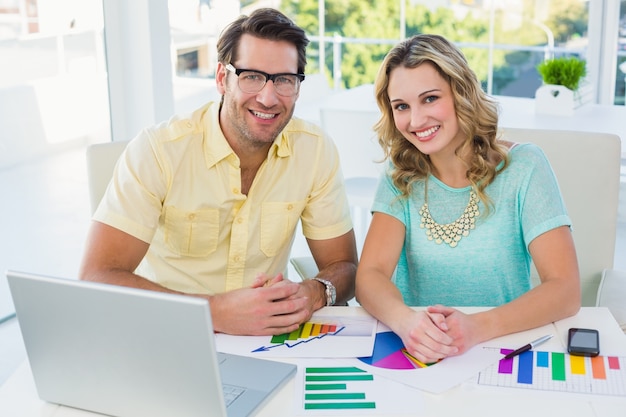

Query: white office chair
320,108,383,179
293,73,334,124
596,269,626,333
501,128,622,310
292,86,383,281
292,89,384,287
344,177,378,255
289,176,378,277
85,141,129,214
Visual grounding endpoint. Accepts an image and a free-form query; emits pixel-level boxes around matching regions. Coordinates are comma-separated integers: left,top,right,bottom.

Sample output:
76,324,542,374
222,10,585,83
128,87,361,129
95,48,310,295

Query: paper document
477,347,626,396
215,308,377,358
293,359,426,416
347,321,502,394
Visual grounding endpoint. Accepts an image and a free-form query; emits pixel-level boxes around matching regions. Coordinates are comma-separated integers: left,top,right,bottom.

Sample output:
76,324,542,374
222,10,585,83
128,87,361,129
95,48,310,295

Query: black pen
504,334,553,359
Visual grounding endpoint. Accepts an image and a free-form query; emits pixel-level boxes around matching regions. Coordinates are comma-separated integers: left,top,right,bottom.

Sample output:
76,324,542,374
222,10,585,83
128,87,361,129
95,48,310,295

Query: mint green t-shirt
372,143,571,307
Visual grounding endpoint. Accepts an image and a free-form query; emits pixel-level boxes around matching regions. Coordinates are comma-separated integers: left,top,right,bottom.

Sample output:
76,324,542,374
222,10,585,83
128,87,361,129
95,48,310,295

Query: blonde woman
356,34,580,364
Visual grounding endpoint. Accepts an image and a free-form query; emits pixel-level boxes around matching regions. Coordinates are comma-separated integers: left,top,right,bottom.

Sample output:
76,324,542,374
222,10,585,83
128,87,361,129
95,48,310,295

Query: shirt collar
201,102,293,168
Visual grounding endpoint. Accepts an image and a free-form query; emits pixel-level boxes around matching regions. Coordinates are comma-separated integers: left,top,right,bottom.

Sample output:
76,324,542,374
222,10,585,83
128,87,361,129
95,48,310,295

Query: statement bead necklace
418,181,479,248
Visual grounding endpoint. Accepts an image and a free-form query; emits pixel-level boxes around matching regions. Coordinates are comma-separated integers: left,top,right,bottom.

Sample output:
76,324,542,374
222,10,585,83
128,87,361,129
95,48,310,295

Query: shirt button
186,122,192,128
233,188,239,194
237,217,243,224
234,256,241,262
188,213,196,220
287,204,293,210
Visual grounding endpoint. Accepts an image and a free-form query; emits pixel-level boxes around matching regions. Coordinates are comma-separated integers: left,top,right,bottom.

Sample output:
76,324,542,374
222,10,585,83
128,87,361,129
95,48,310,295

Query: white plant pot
535,84,576,116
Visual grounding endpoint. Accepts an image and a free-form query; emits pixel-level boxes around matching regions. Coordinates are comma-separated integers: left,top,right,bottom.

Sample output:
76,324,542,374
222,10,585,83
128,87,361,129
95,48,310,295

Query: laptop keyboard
217,353,246,406
222,383,245,406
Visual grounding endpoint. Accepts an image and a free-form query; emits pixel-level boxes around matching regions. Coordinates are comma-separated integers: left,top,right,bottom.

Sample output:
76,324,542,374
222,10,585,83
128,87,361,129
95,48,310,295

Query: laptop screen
7,270,295,417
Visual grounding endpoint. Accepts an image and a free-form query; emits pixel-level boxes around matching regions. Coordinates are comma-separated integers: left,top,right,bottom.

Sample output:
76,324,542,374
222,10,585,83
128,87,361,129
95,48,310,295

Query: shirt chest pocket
163,206,219,257
260,201,305,257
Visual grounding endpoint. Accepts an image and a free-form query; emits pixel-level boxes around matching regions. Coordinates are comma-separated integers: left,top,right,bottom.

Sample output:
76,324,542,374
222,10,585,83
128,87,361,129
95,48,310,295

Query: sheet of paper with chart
344,321,502,394
293,359,426,416
215,308,377,358
477,347,626,396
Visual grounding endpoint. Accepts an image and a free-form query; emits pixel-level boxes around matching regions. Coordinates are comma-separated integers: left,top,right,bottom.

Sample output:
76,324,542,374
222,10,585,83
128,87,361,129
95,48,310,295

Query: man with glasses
79,8,357,336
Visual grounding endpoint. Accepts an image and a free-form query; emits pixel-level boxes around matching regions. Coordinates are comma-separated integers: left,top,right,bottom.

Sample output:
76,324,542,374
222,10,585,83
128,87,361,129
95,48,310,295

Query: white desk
1,307,625,417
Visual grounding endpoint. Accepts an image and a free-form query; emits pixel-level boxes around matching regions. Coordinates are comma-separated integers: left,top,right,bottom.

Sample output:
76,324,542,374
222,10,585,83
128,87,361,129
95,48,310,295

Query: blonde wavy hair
373,34,508,212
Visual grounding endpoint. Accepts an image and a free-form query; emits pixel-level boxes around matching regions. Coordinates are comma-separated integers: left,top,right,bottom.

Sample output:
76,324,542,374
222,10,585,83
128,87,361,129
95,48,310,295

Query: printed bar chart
477,348,626,396
304,367,376,410
272,322,339,344
242,315,375,356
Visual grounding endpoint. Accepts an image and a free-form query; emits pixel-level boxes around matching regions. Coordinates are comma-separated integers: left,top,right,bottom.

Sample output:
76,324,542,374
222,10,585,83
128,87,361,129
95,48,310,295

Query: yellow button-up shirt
94,102,352,294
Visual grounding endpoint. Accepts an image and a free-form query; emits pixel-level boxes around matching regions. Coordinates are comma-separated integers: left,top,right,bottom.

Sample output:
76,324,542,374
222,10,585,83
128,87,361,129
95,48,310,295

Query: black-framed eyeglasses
225,64,305,97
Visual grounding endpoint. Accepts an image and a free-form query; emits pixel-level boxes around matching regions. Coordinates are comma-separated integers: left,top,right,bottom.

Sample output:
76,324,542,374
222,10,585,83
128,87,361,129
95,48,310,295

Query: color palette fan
270,321,343,345
357,331,437,370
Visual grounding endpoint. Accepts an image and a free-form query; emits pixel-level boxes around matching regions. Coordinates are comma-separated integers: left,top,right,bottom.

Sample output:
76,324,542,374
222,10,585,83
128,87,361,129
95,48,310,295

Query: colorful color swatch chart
357,331,436,370
477,348,626,396
270,322,342,345
303,367,376,411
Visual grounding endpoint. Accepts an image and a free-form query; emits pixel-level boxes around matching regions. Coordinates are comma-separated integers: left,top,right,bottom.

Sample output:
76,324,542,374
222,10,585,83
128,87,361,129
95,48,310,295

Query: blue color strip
517,350,533,384
536,351,549,368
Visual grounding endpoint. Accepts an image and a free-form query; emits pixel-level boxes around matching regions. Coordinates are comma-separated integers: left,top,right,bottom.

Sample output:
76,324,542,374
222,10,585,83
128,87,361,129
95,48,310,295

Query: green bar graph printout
303,366,377,411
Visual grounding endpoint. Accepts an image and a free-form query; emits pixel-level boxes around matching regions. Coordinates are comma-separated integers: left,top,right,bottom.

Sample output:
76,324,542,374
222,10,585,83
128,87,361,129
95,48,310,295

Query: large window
0,0,110,167
165,1,624,105
0,0,108,320
616,0,626,105
273,0,622,105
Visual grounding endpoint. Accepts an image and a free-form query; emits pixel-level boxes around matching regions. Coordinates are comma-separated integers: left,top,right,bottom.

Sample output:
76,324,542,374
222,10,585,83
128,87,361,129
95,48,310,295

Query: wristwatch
312,278,336,306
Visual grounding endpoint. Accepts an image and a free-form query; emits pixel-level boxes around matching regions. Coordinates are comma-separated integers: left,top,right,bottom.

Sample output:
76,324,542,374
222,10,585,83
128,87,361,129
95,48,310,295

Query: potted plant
535,56,588,116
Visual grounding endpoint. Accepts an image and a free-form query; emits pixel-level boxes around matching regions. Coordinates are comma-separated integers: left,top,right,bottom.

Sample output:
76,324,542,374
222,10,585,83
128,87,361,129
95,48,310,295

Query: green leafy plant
536,56,587,91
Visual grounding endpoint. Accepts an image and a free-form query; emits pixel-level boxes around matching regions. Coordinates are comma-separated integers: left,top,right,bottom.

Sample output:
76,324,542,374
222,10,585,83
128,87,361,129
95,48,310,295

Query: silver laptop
6,270,296,417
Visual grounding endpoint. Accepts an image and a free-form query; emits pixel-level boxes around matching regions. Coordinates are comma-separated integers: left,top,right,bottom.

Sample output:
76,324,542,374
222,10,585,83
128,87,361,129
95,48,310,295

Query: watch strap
312,277,336,306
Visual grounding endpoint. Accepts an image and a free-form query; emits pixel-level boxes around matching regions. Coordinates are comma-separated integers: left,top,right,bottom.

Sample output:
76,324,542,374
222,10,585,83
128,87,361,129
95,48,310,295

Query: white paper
347,322,502,394
215,309,377,358
293,358,426,416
